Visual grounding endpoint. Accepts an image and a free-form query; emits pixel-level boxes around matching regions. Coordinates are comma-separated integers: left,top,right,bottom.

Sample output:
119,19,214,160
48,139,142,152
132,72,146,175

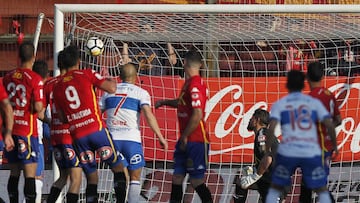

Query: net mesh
56,9,360,203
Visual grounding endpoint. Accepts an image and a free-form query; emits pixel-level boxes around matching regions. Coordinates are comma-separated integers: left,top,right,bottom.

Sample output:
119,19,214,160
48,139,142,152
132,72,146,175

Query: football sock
7,176,19,203
46,187,62,203
128,180,141,203
85,184,98,203
24,177,36,203
35,179,43,203
194,183,213,203
66,192,79,203
113,172,127,203
170,183,183,203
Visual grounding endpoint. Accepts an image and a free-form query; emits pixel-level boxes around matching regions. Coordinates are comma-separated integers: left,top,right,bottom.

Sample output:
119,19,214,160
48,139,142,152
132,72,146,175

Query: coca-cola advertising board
141,76,360,164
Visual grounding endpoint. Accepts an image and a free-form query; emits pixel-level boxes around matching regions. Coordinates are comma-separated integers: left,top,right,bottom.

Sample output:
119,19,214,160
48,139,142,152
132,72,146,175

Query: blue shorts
173,141,209,179
5,135,39,164
36,143,44,177
73,128,125,174
272,153,328,189
114,140,144,171
53,144,80,169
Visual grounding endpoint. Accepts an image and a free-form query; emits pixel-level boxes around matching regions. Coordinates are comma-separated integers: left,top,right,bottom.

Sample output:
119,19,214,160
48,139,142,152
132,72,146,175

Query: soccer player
155,50,213,203
45,50,83,203
53,45,127,203
31,60,50,203
265,70,338,203
233,108,280,203
299,61,342,203
100,63,168,203
3,41,44,203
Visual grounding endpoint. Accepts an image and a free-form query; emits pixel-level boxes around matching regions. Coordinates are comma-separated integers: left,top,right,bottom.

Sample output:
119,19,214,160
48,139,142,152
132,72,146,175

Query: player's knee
24,178,36,201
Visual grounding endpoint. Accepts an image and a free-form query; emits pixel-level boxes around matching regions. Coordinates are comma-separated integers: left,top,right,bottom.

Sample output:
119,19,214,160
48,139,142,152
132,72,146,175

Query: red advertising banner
141,76,360,164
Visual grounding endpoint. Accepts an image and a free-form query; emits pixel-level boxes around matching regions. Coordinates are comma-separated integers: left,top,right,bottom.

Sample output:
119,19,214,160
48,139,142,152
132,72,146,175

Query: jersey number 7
114,93,128,116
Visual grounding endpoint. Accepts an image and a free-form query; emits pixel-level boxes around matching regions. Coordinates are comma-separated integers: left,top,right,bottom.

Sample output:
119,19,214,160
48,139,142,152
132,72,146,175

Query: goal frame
53,4,360,202
54,3,360,76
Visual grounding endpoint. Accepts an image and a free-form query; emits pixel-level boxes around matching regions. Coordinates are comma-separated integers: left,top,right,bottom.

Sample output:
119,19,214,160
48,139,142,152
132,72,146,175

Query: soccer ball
85,37,104,56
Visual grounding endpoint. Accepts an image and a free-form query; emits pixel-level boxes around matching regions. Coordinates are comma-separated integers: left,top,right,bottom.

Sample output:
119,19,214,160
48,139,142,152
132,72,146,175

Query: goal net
54,4,360,203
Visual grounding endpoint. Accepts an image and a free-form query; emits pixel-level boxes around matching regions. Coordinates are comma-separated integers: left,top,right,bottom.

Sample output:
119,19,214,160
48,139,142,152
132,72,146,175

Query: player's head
120,63,137,83
247,108,270,131
306,61,324,82
32,60,49,80
286,70,305,92
184,50,202,69
62,45,80,69
57,50,66,71
19,41,35,63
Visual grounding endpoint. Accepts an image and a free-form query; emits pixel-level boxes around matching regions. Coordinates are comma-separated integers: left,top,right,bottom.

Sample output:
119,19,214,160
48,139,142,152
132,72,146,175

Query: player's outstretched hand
179,136,187,151
240,173,262,189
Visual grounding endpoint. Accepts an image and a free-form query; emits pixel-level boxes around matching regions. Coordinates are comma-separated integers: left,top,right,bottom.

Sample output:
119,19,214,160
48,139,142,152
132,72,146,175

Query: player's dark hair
286,70,305,92
253,108,270,126
184,50,202,67
32,60,49,79
57,50,66,71
19,41,34,63
307,61,324,82
62,45,80,69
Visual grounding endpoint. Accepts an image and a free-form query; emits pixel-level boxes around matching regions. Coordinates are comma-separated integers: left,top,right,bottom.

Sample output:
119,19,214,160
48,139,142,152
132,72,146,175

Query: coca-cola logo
205,82,360,162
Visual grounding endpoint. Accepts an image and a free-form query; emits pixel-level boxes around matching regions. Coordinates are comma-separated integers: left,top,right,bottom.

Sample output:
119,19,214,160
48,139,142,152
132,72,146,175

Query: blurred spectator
122,19,177,75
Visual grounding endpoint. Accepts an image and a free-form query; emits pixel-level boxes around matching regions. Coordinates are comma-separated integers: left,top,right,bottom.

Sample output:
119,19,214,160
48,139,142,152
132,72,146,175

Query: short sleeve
32,76,44,102
87,69,106,88
189,81,206,109
140,90,151,107
269,101,281,121
314,99,331,121
0,83,8,101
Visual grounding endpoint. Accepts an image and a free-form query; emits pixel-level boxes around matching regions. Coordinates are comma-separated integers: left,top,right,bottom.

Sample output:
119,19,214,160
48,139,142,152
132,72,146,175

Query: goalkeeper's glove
242,166,254,176
240,172,262,189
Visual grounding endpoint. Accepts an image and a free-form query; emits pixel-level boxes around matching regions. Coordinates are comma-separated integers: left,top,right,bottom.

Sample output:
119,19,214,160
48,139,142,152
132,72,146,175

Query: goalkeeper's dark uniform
233,127,279,203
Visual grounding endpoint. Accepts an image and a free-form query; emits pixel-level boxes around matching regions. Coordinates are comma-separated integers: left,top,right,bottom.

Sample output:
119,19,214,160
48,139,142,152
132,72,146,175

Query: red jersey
2,68,43,137
0,83,8,141
53,69,105,139
177,75,209,143
44,76,72,145
309,87,340,151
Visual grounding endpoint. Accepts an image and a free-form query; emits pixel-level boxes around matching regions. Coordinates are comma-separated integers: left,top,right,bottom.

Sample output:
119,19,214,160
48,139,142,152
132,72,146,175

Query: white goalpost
54,4,360,203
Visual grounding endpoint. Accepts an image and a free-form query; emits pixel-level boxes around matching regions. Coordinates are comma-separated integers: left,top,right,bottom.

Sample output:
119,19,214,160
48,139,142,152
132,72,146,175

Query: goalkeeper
233,108,279,203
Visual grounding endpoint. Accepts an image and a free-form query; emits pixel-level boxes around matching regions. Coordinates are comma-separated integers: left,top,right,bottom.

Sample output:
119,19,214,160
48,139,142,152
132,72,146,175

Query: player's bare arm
322,117,338,156
179,108,202,151
333,115,342,127
99,79,117,94
167,43,177,66
155,99,179,109
266,119,278,154
142,104,168,151
0,98,14,151
122,43,132,64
